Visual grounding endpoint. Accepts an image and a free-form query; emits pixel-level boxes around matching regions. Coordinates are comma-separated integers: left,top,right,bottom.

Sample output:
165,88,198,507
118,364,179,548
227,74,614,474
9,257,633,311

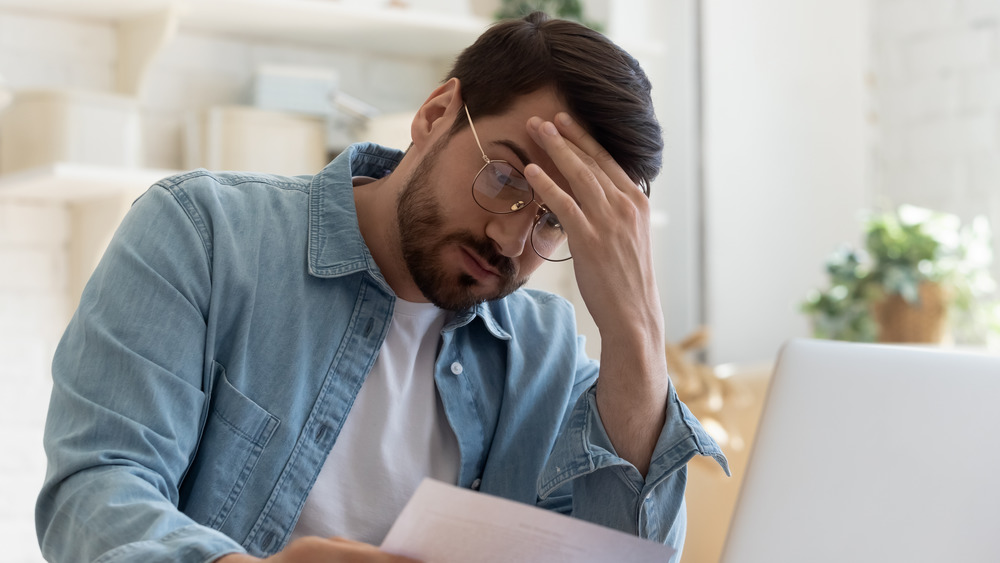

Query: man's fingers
553,112,641,196
524,162,585,232
526,117,610,214
551,112,646,206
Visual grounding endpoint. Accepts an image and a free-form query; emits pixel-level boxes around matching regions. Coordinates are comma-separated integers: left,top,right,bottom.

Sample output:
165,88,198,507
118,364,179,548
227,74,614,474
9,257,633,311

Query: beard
396,143,526,311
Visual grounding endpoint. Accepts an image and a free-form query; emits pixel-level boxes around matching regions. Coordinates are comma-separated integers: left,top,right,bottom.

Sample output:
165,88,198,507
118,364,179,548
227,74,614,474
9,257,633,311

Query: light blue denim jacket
37,143,728,563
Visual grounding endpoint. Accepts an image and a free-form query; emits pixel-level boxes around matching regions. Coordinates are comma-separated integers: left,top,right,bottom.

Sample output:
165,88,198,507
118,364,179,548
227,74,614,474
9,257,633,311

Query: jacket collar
445,303,512,341
307,143,403,279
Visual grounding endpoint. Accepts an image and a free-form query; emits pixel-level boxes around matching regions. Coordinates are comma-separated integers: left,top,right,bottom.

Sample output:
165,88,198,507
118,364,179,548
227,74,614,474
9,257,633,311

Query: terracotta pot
871,282,946,343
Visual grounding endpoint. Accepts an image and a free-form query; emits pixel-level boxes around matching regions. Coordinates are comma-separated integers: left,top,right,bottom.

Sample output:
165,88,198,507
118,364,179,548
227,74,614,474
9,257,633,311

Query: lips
460,247,500,281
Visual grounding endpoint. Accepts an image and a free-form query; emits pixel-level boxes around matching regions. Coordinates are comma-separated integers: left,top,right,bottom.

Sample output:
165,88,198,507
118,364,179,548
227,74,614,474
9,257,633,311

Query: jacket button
450,362,463,375
471,478,481,490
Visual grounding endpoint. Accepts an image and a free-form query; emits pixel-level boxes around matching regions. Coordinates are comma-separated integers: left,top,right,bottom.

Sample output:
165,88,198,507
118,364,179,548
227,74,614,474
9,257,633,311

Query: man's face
397,141,527,311
395,90,568,311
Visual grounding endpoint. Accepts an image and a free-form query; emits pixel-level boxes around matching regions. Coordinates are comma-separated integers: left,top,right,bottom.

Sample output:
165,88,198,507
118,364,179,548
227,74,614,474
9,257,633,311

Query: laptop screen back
720,338,1000,563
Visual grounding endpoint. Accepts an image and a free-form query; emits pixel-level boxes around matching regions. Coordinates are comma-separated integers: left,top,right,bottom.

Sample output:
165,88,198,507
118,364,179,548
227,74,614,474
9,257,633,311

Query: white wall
649,0,706,346
870,0,1000,285
702,0,871,364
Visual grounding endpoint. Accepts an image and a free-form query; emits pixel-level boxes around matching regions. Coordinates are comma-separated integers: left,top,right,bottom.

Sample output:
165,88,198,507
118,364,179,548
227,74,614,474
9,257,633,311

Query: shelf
0,0,490,59
187,1,488,59
0,163,179,202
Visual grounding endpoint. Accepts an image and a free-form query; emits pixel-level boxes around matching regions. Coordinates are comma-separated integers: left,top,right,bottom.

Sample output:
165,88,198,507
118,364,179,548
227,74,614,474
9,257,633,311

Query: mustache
443,232,516,278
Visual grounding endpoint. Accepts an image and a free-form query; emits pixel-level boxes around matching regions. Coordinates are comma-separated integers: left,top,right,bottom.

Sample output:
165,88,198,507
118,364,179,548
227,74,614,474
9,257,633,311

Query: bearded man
36,12,727,563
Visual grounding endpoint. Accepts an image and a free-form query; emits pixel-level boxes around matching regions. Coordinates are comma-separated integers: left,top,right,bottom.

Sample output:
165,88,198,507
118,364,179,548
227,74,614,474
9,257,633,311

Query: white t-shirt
289,298,461,545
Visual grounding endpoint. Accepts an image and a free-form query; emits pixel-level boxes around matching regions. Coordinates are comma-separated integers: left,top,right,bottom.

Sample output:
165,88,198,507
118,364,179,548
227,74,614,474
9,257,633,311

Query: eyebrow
492,139,533,171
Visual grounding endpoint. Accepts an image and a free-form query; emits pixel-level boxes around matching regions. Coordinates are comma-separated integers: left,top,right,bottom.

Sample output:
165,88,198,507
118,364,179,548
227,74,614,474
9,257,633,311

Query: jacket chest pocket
179,362,280,532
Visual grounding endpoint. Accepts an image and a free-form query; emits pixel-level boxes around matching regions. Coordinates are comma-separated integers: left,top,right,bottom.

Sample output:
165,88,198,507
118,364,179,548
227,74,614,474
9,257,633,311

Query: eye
493,169,512,186
537,212,565,235
485,162,531,199
489,162,526,187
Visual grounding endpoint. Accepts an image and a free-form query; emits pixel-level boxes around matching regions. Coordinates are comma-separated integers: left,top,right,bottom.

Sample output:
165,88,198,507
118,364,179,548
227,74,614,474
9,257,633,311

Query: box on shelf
254,64,339,117
253,65,378,152
185,105,329,176
0,89,141,174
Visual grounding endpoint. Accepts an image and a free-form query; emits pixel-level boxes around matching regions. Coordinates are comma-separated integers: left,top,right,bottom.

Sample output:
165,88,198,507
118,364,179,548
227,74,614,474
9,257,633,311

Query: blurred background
1,0,998,561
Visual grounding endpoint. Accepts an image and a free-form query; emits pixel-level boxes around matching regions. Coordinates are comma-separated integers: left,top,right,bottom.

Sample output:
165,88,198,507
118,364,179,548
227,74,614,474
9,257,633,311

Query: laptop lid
720,338,1000,563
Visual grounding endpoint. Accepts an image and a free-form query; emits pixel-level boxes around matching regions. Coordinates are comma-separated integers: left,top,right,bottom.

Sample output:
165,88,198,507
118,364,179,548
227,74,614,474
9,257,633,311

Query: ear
410,78,463,150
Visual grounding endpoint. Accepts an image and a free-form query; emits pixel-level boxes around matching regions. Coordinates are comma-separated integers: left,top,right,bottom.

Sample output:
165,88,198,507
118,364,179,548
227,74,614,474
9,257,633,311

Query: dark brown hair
446,11,663,195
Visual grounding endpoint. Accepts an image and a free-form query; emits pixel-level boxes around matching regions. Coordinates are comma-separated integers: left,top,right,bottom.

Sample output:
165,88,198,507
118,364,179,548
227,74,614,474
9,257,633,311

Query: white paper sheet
380,478,676,562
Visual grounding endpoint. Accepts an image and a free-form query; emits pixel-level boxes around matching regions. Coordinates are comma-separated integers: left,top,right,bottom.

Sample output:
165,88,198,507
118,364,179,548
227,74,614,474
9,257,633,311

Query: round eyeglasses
464,105,571,262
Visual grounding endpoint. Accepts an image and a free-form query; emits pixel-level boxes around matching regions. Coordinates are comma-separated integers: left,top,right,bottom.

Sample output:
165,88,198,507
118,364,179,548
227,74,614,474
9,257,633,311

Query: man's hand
216,536,422,563
524,113,670,477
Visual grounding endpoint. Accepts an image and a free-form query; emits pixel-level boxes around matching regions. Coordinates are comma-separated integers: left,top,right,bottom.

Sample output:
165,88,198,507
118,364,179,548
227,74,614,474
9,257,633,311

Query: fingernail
556,113,573,126
525,163,542,177
541,121,558,136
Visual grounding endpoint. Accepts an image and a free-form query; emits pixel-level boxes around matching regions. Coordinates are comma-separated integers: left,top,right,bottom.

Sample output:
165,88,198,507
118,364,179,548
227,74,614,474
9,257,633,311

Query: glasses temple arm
463,105,491,165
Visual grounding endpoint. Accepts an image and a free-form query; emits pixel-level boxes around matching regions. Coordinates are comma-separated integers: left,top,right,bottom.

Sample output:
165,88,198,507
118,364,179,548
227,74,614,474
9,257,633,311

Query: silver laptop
720,338,1000,563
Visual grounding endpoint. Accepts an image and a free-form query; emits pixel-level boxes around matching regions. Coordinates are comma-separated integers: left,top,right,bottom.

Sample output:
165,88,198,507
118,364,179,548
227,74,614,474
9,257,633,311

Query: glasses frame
464,105,571,262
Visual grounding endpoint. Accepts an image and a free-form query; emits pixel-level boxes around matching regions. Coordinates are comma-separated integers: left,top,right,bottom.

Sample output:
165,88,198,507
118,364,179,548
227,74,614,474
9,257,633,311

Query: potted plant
493,0,603,30
802,205,1000,345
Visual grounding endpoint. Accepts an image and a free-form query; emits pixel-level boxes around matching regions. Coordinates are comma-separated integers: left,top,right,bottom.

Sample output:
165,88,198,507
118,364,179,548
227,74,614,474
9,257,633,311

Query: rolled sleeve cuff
537,383,730,543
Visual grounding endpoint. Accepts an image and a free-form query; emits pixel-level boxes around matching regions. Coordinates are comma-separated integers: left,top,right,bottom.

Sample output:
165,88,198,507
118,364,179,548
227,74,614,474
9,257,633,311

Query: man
37,12,727,563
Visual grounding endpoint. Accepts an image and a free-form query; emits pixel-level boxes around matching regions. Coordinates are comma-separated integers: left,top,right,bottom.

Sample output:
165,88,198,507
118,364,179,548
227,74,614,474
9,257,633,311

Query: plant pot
871,282,947,343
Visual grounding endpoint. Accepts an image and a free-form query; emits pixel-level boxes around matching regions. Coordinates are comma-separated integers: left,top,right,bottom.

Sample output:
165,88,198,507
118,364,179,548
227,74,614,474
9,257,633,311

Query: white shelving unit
0,0,488,107
0,0,489,203
0,1,674,205
0,0,488,58
0,163,178,202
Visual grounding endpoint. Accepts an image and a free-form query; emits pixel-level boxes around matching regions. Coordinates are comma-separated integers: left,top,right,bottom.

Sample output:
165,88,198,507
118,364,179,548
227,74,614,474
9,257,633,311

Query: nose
485,206,537,258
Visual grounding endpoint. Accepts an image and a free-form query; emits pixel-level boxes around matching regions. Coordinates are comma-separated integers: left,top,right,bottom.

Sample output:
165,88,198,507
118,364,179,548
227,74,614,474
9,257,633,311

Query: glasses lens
473,161,533,214
531,211,571,262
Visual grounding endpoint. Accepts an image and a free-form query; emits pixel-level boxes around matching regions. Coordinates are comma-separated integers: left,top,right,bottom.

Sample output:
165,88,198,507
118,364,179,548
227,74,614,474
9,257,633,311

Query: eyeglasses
464,105,571,262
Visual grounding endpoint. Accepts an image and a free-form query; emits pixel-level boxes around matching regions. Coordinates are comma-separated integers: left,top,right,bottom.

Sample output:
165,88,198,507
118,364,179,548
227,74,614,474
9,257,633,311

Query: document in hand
381,479,675,563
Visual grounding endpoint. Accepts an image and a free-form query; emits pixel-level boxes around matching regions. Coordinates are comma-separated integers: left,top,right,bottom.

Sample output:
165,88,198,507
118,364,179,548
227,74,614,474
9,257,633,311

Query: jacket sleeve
35,185,246,563
536,338,730,561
